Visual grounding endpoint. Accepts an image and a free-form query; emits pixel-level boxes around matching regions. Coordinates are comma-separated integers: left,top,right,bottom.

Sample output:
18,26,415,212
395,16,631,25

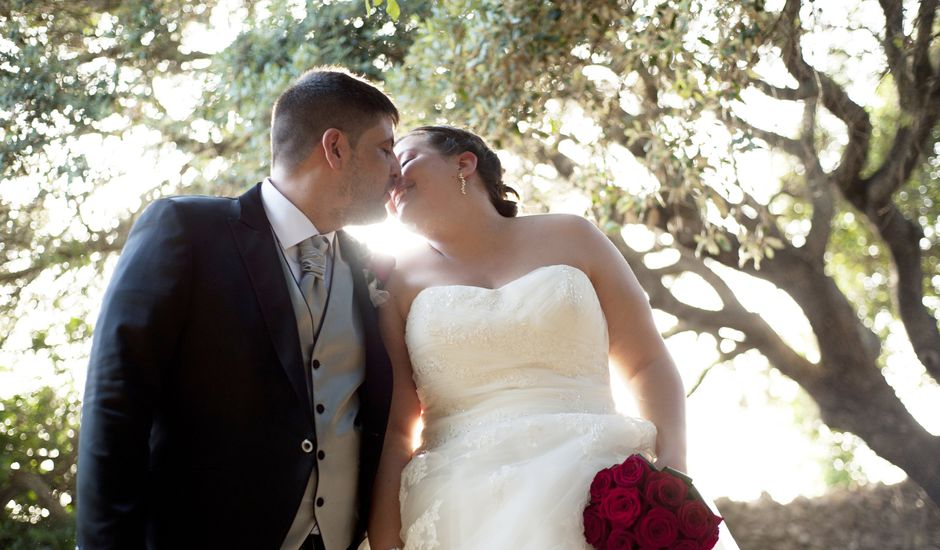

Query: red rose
644,471,688,509
583,503,610,547
673,540,700,550
601,487,644,528
634,506,680,548
699,518,722,550
678,499,716,539
605,526,638,550
590,468,616,502
612,455,650,487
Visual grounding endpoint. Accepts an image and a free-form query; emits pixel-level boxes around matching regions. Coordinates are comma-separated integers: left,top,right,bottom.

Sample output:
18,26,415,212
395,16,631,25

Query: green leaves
0,387,79,546
387,0,402,21
366,0,402,21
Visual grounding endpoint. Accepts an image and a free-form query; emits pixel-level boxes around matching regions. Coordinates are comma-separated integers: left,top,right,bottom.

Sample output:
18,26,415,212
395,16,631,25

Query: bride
367,126,734,549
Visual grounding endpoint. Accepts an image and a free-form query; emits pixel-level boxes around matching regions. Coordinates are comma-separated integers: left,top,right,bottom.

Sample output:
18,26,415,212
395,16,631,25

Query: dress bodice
405,264,618,447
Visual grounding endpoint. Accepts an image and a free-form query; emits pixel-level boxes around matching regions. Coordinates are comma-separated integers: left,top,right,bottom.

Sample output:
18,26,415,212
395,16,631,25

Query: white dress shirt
260,178,335,284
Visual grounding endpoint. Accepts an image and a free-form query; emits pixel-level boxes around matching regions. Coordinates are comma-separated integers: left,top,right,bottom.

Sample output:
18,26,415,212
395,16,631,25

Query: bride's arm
564,216,688,472
368,273,423,550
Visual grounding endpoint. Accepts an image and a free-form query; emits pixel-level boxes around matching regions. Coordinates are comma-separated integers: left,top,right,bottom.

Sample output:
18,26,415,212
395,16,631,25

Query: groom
77,69,400,550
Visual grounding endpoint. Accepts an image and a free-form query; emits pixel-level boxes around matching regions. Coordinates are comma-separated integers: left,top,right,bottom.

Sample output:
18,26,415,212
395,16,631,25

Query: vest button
312,359,320,370
316,497,325,507
316,404,325,414
317,450,326,460
300,439,314,453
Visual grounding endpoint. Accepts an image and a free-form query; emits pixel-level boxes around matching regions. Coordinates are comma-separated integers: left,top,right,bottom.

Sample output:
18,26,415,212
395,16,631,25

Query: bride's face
390,135,461,226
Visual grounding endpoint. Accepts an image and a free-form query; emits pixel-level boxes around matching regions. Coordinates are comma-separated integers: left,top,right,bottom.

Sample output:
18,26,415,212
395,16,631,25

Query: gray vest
279,238,366,550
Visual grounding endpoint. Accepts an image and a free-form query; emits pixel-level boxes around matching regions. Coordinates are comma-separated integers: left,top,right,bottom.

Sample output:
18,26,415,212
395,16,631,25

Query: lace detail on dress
487,464,515,505
403,499,442,550
400,451,430,504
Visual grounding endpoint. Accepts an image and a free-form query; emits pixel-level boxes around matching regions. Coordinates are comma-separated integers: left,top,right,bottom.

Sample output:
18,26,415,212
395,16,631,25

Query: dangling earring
458,172,467,195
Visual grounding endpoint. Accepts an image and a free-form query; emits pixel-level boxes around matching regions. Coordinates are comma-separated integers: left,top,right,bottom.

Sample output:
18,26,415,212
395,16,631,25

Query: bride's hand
653,449,687,474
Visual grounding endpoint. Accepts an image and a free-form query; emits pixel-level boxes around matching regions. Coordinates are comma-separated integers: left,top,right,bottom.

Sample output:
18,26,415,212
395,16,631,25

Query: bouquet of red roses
583,454,723,550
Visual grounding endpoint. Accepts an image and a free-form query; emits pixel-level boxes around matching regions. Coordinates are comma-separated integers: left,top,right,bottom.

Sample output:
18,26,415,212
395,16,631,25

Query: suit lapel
229,183,310,415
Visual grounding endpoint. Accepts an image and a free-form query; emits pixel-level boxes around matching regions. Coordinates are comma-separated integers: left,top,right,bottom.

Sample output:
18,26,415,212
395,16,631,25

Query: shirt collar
260,178,335,250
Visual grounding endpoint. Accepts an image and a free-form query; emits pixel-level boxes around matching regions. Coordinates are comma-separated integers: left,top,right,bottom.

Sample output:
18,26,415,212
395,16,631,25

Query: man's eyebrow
380,137,395,147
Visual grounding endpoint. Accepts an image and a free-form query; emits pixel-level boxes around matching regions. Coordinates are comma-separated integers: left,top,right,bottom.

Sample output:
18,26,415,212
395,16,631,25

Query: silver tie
298,235,331,337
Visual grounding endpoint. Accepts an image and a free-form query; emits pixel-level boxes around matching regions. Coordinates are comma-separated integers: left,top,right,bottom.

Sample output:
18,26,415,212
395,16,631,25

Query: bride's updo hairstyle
407,126,520,217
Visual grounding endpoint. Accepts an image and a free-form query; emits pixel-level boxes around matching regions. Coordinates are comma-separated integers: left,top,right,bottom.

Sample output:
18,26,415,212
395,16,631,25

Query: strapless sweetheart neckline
406,263,591,326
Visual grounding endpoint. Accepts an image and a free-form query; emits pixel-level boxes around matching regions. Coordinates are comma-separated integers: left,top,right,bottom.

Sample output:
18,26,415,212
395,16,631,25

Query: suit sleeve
77,198,192,549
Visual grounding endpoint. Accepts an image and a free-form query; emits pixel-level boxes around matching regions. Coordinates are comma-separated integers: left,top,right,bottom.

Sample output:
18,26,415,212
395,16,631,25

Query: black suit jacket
77,183,393,549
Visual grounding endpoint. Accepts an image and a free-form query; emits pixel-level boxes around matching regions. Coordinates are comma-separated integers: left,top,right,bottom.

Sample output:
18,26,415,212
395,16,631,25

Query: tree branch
687,343,754,396
868,5,940,202
686,363,717,397
526,139,576,179
75,47,208,66
779,0,872,198
726,113,804,158
869,200,940,379
670,247,750,314
0,264,45,286
724,89,833,261
8,470,70,523
864,121,935,204
801,98,835,260
912,0,938,101
752,78,816,101
0,223,129,285
878,0,915,109
609,231,821,387
804,177,834,260
662,320,696,339
833,1,940,379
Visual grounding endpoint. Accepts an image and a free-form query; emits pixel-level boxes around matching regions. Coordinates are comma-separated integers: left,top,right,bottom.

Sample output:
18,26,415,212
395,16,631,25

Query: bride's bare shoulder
516,212,603,239
513,213,613,277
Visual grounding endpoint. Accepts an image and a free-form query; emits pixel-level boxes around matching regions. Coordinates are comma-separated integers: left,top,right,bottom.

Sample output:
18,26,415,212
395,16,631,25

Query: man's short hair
270,67,399,173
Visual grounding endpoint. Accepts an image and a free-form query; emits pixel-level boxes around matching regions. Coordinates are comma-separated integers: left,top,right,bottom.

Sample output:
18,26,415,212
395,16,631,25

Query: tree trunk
761,250,940,507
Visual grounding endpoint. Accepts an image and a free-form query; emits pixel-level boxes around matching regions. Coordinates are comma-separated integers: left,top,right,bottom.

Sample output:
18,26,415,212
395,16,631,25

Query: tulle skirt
398,410,658,550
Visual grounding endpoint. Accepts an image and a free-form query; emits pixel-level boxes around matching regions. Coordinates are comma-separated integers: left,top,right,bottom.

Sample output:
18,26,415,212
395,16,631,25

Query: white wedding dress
398,264,667,549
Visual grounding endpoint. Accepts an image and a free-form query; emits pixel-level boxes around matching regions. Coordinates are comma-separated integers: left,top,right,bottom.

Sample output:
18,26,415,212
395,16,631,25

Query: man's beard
334,160,388,226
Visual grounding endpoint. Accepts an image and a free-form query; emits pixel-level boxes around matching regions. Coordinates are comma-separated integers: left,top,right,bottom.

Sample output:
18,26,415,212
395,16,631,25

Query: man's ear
457,151,478,177
321,128,349,170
